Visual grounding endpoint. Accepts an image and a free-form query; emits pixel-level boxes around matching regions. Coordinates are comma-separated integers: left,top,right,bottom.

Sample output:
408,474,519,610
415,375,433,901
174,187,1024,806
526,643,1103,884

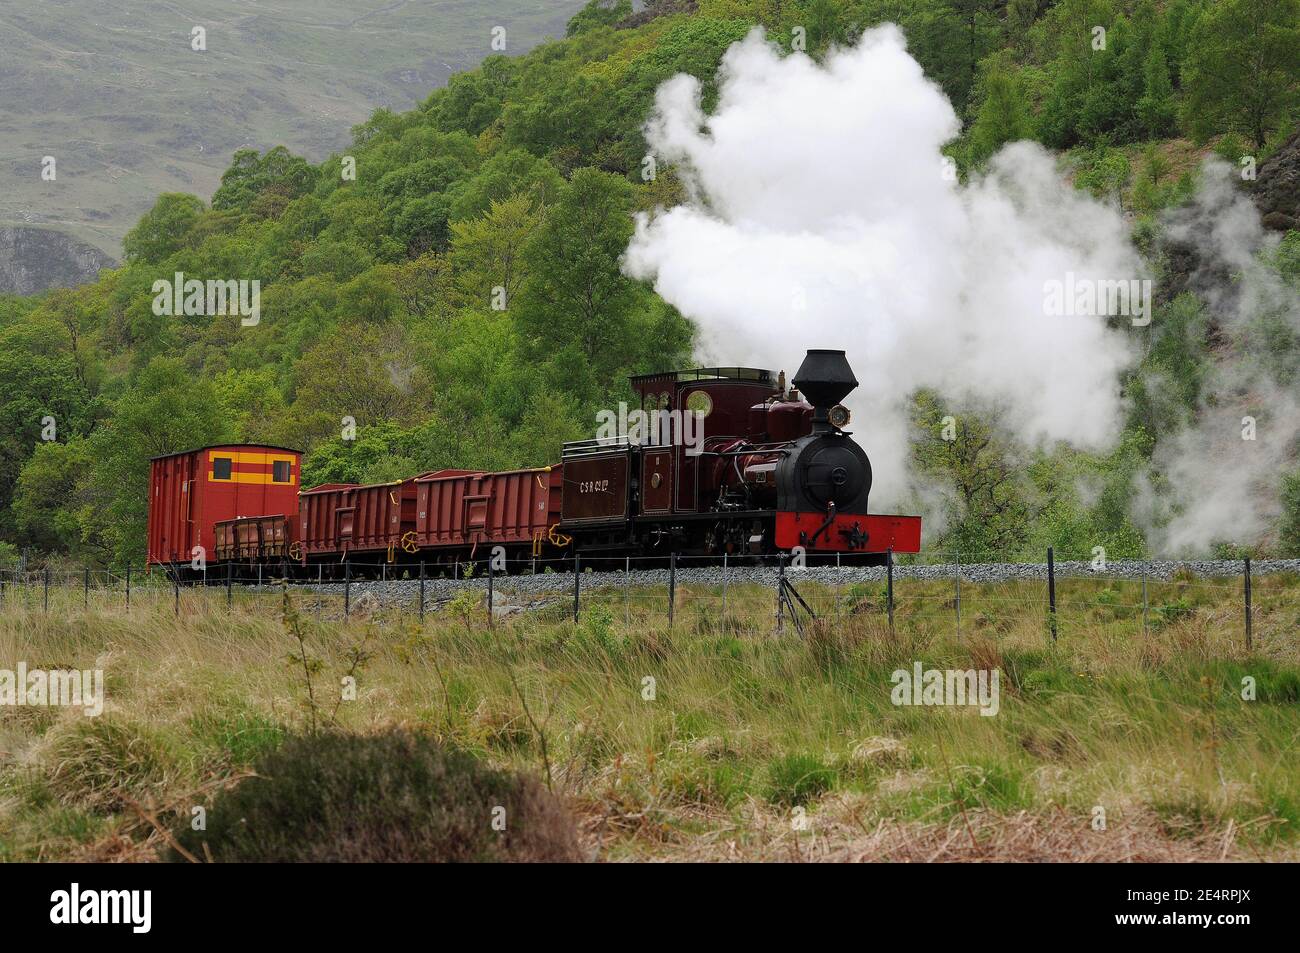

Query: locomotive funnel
792,349,858,413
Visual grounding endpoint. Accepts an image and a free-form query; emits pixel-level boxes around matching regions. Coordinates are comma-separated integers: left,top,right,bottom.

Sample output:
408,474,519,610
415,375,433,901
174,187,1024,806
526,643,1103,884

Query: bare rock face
1248,128,1300,232
0,227,116,294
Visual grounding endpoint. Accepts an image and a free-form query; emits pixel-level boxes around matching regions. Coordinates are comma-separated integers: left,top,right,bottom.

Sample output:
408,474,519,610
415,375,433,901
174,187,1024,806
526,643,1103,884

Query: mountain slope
0,0,585,289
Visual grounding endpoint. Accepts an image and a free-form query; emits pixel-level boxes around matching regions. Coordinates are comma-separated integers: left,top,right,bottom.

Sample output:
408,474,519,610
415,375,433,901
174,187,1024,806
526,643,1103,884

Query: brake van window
213,458,233,480
273,460,291,483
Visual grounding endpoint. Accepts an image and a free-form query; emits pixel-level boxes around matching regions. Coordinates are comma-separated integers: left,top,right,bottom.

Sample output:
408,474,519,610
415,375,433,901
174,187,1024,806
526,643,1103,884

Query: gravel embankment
266,558,1300,613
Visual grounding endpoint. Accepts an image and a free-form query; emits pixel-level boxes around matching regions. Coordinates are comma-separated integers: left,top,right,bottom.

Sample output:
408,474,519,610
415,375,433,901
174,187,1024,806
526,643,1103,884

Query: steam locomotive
146,349,921,576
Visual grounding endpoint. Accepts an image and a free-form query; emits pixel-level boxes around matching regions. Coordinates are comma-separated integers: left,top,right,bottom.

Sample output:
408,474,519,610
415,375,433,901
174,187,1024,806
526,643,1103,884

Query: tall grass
1,571,1297,861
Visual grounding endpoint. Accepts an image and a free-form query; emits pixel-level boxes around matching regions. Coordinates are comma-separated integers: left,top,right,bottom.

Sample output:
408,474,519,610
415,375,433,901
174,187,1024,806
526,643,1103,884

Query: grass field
1,570,1298,862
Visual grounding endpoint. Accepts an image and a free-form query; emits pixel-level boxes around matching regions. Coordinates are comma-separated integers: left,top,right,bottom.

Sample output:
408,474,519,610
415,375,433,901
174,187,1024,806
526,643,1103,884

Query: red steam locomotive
146,350,920,576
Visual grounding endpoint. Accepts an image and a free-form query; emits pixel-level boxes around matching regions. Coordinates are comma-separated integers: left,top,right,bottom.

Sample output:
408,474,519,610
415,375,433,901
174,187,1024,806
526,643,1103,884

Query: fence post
419,561,425,622
721,550,729,623
668,552,676,628
126,564,131,612
344,559,351,618
258,562,262,588
226,560,232,611
1141,565,1149,636
1244,557,1253,651
624,555,630,629
84,567,90,611
44,567,50,613
954,551,961,638
886,547,894,632
174,568,180,617
488,558,495,629
776,553,785,635
572,553,580,623
1046,546,1057,642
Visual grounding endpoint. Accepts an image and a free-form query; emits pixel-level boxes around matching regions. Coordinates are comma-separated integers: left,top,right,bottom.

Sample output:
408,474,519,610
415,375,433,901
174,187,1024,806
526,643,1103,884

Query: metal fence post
886,547,894,632
668,552,676,628
624,555,631,629
776,553,785,635
174,569,180,617
84,567,90,611
344,559,351,618
43,567,50,613
954,551,961,638
419,560,426,622
721,550,729,623
1047,546,1057,642
126,564,131,612
226,560,233,611
573,553,580,623
488,558,495,629
1141,565,1149,636
1244,557,1253,650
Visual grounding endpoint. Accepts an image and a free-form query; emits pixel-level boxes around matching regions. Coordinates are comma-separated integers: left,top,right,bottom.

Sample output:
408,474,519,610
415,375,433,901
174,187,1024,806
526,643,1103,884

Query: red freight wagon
298,476,422,561
147,445,301,567
415,466,562,558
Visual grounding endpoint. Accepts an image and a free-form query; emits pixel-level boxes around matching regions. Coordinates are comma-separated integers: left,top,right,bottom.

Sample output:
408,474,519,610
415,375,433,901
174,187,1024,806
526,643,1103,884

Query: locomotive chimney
793,349,857,432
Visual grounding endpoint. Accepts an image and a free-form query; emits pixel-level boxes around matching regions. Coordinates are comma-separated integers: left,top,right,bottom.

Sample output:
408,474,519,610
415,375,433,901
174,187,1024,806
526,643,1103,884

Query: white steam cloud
624,26,1143,509
1137,160,1300,553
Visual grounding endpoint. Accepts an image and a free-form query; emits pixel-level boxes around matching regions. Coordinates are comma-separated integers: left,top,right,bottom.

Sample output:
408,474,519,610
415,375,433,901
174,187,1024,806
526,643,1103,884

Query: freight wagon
146,445,301,570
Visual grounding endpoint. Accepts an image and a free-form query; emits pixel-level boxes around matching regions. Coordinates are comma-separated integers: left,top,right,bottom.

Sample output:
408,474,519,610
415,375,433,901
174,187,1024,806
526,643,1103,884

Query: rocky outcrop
0,227,116,294
1248,128,1300,232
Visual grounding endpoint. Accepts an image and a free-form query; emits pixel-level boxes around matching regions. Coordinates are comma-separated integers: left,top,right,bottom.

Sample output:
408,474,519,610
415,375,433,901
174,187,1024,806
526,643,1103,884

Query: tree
212,146,317,214
450,193,545,311
1183,0,1300,149
86,359,231,562
909,391,1032,558
122,193,206,264
968,53,1034,164
288,323,421,447
12,440,95,555
0,317,93,532
566,0,631,37
1136,43,1176,137
517,168,641,396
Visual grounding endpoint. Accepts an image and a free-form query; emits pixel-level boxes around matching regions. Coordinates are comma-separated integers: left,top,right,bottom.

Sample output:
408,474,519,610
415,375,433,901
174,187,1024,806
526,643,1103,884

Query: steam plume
624,26,1143,507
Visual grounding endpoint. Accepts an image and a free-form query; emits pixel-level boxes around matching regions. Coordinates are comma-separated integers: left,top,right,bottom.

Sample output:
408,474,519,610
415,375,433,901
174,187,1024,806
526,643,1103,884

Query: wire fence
2,547,1296,649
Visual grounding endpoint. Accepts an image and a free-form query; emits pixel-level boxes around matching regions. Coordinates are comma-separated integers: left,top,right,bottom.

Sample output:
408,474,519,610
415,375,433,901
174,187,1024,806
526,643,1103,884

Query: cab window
273,460,291,483
213,457,232,480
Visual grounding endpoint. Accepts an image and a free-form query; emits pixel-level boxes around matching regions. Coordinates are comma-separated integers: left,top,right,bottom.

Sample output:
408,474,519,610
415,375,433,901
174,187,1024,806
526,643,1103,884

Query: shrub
171,729,583,862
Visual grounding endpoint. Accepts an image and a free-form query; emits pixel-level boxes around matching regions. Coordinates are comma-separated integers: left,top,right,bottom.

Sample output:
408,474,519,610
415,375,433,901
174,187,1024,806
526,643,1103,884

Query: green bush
171,729,584,862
